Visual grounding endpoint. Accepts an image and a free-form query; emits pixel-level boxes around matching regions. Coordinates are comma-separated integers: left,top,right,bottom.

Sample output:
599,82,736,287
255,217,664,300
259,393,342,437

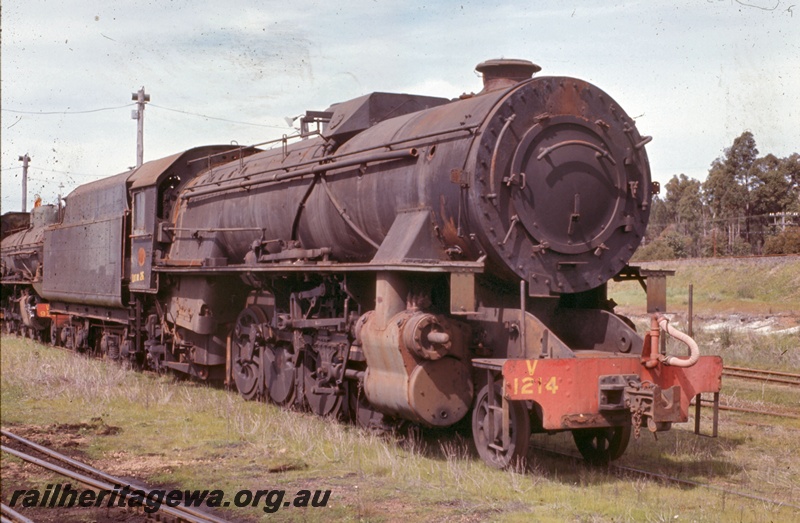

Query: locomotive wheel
264,342,296,406
471,383,530,469
234,345,263,400
571,425,631,465
232,306,269,401
303,349,343,418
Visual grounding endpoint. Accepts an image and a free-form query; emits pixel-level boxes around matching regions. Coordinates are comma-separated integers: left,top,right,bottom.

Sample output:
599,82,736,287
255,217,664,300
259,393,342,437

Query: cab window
133,191,147,234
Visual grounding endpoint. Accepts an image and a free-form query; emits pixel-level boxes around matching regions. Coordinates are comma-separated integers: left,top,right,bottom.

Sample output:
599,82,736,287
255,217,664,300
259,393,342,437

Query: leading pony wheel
571,425,631,465
471,383,531,469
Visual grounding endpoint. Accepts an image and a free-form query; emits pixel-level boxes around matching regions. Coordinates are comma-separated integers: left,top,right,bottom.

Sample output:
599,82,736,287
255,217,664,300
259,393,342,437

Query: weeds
717,326,734,348
736,282,756,300
2,336,800,521
609,257,800,314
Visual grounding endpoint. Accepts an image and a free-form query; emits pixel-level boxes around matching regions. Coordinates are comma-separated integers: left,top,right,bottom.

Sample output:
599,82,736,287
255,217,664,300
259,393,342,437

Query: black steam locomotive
1,59,722,467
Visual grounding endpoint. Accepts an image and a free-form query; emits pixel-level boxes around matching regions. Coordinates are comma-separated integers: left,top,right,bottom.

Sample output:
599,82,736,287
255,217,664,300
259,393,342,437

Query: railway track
0,429,230,523
722,365,800,387
698,400,800,420
689,365,800,420
1,502,34,523
704,365,800,419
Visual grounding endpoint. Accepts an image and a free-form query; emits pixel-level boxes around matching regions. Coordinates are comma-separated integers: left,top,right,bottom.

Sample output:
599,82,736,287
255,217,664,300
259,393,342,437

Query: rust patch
549,80,586,117
561,413,615,429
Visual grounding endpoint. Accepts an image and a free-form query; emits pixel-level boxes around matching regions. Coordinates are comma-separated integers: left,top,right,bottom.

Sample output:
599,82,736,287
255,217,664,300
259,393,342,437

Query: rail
722,365,800,387
1,503,35,523
692,397,800,420
0,429,230,523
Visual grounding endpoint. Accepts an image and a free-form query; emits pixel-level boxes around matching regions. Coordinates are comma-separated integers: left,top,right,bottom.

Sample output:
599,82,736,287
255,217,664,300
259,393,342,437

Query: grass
2,336,800,522
623,315,799,372
608,256,799,373
609,256,800,315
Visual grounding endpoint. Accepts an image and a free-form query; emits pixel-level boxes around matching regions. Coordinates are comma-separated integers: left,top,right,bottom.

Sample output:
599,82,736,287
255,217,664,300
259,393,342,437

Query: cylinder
359,307,472,427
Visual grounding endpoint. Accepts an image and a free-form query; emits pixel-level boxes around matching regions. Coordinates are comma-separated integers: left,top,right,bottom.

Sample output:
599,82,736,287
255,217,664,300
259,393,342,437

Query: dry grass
609,256,800,315
2,336,799,522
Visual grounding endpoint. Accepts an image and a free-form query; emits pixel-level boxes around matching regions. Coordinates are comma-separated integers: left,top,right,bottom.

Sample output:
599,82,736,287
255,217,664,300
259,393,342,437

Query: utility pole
18,153,30,212
131,87,150,168
58,183,65,218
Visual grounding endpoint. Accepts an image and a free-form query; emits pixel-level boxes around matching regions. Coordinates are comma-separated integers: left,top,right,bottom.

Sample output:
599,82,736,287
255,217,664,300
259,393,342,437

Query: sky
2,0,798,212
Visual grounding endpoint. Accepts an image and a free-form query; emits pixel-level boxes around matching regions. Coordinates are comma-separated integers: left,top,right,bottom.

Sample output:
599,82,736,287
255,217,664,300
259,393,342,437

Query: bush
729,237,753,256
763,227,800,254
632,239,675,261
632,228,691,261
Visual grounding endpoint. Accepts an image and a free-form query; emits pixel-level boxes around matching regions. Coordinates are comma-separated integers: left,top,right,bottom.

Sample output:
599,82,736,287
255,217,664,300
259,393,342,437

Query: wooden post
688,284,693,338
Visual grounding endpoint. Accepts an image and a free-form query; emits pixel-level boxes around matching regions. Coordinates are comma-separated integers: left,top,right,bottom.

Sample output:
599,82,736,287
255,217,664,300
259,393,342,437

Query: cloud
2,0,798,212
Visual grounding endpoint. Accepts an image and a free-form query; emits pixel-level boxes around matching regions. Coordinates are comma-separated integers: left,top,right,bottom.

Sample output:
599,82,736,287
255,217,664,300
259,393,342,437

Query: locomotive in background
1,59,722,467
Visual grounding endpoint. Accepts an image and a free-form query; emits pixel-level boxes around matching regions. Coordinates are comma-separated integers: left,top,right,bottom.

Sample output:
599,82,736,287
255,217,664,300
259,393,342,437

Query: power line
148,103,290,129
1,104,135,115
3,166,104,183
648,211,800,228
27,166,103,178
2,102,293,130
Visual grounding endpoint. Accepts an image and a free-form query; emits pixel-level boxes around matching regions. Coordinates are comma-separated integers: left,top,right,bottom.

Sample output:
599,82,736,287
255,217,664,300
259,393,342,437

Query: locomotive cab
128,146,260,294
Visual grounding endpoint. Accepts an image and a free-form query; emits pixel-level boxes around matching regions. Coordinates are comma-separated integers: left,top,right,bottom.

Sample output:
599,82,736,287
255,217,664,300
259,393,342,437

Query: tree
646,133,797,259
663,174,704,255
751,154,792,215
780,153,800,213
703,131,759,254
748,154,793,252
646,194,669,240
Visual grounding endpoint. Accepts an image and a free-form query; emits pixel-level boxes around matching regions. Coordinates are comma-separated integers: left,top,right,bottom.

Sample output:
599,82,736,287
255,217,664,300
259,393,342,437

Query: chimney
475,59,541,94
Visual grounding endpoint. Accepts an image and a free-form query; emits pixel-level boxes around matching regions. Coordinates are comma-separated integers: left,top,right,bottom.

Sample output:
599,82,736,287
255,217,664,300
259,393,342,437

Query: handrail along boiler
1,59,722,467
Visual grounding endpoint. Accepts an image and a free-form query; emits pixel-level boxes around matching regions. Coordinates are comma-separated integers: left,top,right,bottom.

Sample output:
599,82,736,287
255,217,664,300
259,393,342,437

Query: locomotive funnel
476,58,541,93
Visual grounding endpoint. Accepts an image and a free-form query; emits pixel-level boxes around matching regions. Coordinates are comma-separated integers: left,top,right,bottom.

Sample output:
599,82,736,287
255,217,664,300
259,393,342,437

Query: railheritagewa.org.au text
9,483,331,514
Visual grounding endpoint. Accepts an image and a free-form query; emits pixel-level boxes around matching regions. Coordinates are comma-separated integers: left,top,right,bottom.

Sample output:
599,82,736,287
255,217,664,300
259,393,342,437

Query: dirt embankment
611,255,800,333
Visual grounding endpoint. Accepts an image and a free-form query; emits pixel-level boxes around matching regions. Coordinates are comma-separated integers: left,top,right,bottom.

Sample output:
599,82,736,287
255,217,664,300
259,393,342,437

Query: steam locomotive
1,59,722,467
